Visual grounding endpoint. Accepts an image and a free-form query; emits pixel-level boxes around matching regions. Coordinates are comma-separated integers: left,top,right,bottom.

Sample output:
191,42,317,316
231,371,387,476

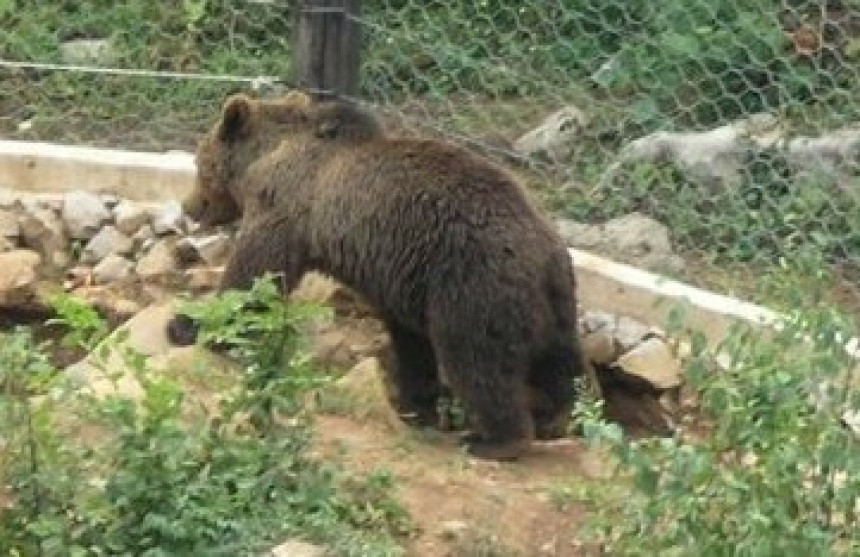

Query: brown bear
167,91,586,460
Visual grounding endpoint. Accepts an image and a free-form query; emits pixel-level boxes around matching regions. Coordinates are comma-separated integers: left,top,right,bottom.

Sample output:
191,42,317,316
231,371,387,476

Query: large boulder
604,113,782,190
0,249,42,307
18,201,69,269
558,213,685,273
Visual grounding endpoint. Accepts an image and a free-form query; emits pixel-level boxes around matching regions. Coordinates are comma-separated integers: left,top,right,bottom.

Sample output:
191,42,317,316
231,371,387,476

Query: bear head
183,90,383,226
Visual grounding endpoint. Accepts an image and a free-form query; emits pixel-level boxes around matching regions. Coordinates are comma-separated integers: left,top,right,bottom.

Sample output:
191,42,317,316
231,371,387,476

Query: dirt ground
300,300,620,557
313,413,606,557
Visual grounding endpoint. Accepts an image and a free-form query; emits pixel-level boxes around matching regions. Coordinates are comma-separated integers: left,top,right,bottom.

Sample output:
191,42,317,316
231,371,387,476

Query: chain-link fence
1,0,859,315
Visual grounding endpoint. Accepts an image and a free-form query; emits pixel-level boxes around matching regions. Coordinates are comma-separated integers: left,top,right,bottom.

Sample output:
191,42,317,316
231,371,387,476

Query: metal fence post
294,0,362,100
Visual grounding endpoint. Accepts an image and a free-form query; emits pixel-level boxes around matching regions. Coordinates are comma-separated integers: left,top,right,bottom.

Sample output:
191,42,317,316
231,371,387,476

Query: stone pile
0,189,232,317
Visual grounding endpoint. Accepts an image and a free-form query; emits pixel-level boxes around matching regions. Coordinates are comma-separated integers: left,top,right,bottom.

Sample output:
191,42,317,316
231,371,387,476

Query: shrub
573,307,860,555
0,276,409,556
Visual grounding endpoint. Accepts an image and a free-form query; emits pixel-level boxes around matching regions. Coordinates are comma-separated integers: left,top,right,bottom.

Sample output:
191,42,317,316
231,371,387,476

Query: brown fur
168,91,586,460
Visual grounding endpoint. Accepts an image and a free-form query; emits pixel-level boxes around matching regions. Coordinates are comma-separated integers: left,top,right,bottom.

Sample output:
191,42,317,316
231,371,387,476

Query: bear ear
218,94,253,141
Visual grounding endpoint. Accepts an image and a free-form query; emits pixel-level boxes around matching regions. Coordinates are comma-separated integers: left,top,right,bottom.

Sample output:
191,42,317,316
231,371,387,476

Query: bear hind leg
529,339,581,440
433,340,534,460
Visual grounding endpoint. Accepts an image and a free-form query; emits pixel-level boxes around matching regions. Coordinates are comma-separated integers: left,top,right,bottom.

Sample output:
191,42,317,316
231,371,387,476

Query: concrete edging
0,139,195,202
0,139,855,356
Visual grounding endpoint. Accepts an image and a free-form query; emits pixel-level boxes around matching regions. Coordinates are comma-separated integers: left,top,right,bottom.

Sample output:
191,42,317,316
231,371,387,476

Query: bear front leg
167,221,303,347
382,321,448,430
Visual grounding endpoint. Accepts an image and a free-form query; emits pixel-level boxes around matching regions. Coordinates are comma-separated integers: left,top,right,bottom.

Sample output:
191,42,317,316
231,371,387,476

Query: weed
0,275,409,555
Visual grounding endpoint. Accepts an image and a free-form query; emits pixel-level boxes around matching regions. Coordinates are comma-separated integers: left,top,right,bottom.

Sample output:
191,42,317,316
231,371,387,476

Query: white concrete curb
0,140,195,202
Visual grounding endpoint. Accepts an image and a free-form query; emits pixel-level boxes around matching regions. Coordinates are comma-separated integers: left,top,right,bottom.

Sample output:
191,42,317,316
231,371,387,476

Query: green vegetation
3,0,858,312
571,307,860,555
0,277,409,555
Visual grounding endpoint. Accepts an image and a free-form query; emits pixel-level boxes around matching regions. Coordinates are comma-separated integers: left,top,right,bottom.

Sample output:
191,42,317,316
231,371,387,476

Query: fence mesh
1,0,859,315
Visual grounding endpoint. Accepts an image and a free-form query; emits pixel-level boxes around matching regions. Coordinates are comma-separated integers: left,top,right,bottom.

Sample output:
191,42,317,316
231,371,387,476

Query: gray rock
786,126,860,191
581,329,617,366
0,208,19,239
135,238,177,278
605,113,782,191
0,250,42,307
558,213,685,273
580,310,616,334
613,316,652,353
18,202,69,268
269,540,326,557
513,106,587,162
60,38,114,66
80,226,134,264
113,200,150,235
174,232,231,266
615,337,683,391
132,223,156,246
62,190,111,240
151,200,184,236
92,254,133,283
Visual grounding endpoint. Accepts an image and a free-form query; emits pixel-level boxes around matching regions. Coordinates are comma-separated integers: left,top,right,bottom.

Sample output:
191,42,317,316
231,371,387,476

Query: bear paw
461,432,530,461
166,314,200,346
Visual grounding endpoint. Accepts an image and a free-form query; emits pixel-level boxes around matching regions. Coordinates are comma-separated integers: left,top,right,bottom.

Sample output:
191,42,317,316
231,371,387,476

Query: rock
63,303,225,400
786,126,860,190
0,209,19,239
605,113,782,190
558,213,685,273
320,357,401,428
71,284,144,323
291,273,376,318
18,203,69,269
615,337,683,391
100,194,120,209
0,250,41,307
185,266,224,292
613,315,652,353
59,38,113,66
80,226,134,264
581,329,617,366
438,519,470,541
135,238,177,278
62,190,111,240
64,265,94,291
312,327,362,370
92,254,133,283
291,273,341,304
113,200,150,235
513,106,587,162
580,310,615,334
151,201,184,236
0,237,13,253
269,540,326,557
132,224,156,249
174,232,231,266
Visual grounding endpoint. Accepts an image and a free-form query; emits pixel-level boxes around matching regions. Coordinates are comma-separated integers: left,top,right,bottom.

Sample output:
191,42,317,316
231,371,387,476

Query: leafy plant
0,276,409,555
574,307,860,555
